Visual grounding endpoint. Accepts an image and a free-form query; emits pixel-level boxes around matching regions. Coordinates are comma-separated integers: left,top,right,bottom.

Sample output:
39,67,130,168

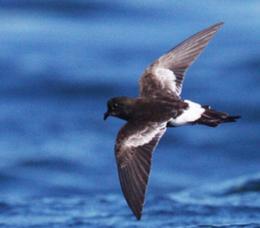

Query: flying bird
104,22,240,220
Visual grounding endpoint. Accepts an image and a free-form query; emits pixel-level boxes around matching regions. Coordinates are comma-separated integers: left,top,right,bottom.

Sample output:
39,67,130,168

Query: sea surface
0,1,260,227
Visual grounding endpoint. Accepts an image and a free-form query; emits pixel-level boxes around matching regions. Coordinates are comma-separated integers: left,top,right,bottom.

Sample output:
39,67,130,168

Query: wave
168,173,260,209
0,80,122,98
219,173,260,195
0,0,112,14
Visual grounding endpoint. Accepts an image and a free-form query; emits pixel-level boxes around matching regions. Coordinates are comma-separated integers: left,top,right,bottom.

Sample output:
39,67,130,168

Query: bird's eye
113,103,119,109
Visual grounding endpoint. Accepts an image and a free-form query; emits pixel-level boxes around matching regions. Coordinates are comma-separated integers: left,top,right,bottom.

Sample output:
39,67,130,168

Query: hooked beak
103,111,110,120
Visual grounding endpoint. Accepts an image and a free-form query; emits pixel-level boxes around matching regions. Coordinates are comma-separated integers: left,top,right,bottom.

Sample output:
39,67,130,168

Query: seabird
104,22,240,220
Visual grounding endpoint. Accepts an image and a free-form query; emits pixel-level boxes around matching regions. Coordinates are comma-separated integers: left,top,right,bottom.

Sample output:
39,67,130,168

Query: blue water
0,1,260,227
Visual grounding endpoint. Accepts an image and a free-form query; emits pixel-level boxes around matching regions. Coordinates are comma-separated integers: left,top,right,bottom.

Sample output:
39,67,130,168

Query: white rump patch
170,100,205,126
123,123,166,148
154,68,177,93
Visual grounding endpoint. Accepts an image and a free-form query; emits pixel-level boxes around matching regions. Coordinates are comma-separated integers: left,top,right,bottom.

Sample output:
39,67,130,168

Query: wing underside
115,121,167,219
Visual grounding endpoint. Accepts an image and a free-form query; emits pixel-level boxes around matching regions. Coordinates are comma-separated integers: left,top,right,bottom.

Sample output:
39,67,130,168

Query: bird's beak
103,111,110,120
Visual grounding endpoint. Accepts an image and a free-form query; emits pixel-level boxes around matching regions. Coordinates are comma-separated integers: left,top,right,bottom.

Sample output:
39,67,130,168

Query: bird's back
130,97,188,123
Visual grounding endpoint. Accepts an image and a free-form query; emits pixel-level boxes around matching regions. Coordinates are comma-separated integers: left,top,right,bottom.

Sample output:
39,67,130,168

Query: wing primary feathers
115,122,167,220
139,22,224,98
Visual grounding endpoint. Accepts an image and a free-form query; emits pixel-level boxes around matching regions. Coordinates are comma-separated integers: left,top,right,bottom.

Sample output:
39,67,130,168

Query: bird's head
104,97,135,121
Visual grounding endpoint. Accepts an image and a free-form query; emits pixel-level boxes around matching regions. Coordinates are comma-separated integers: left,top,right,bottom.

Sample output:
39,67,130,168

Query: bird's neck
117,98,139,121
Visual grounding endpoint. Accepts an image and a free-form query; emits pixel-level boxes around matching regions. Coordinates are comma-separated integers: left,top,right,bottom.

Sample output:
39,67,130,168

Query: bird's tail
196,105,240,127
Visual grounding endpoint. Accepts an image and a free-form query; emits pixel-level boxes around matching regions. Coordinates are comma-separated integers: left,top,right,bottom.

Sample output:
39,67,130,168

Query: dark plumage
104,22,240,220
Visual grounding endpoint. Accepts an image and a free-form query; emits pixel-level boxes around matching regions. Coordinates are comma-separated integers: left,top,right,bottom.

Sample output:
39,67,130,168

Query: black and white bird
104,22,240,220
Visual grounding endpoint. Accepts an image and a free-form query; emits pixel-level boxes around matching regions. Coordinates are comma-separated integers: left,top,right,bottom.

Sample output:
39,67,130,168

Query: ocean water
0,1,260,227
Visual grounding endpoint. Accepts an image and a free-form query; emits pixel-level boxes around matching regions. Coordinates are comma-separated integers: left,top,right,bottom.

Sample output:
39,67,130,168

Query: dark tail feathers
196,106,240,127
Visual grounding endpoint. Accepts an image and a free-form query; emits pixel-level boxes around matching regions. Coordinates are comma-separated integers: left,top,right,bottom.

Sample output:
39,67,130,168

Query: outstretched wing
115,121,167,220
140,22,223,98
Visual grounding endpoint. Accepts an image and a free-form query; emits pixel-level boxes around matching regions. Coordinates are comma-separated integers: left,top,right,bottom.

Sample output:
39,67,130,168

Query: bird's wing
115,121,167,220
139,22,223,98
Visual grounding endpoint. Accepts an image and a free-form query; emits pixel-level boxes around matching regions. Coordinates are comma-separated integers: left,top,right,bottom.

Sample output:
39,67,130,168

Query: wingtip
217,21,224,25
132,206,143,221
213,21,224,28
203,22,224,34
134,212,142,221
